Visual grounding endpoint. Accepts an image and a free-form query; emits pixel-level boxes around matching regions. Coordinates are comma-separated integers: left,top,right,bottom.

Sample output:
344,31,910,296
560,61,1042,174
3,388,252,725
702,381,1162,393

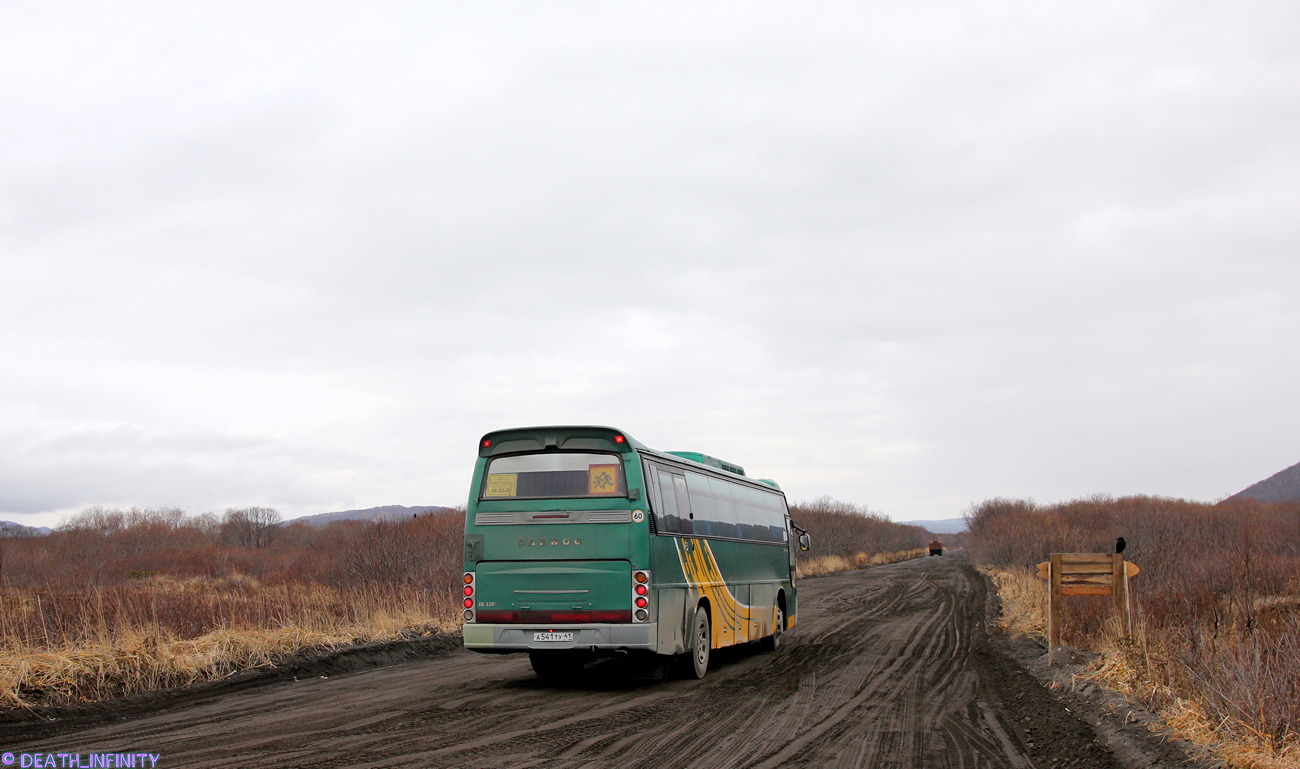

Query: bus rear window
482,453,627,499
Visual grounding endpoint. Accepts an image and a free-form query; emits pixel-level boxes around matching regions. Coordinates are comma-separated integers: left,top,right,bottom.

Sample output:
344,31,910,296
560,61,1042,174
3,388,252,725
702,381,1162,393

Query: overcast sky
3,2,1298,527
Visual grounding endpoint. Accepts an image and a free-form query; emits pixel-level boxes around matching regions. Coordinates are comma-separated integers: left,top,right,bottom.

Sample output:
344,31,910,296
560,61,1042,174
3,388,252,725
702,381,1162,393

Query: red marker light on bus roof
482,439,492,448
614,435,625,444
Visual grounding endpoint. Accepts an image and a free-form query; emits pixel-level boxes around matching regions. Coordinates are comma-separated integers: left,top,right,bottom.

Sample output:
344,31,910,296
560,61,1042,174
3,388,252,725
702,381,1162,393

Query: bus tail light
463,572,476,622
632,570,651,623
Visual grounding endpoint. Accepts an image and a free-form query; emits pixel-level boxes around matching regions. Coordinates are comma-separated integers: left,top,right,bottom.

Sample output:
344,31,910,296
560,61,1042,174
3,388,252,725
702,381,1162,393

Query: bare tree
221,507,282,548
341,520,428,584
61,506,128,536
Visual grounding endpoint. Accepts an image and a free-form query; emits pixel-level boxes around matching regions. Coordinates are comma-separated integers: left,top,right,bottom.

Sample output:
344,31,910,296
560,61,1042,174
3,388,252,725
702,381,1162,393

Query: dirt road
6,557,1157,768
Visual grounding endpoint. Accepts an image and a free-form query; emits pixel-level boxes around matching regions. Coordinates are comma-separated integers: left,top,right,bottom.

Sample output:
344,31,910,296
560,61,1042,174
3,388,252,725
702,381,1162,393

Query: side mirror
798,533,810,552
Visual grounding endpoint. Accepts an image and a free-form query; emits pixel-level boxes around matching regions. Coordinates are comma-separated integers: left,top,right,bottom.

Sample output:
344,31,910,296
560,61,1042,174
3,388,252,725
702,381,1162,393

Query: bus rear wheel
529,651,586,680
687,606,711,679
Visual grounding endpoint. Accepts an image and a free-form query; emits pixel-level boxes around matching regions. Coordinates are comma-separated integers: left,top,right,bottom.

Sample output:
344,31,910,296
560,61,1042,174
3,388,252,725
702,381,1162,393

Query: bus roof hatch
667,451,746,476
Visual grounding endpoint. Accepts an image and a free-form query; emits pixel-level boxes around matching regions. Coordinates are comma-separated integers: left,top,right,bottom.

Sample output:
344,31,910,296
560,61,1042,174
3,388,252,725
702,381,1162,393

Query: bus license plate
533,632,574,642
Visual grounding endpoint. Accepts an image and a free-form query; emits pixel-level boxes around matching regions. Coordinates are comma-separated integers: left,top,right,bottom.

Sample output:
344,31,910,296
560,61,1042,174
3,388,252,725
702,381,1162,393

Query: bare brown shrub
0,508,467,708
968,495,1300,766
781,497,930,579
1,497,920,708
790,496,930,560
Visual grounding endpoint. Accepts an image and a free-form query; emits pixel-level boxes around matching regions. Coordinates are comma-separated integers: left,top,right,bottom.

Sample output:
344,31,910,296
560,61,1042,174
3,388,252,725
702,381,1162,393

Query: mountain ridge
286,504,458,527
0,521,52,536
895,517,966,533
1227,460,1300,503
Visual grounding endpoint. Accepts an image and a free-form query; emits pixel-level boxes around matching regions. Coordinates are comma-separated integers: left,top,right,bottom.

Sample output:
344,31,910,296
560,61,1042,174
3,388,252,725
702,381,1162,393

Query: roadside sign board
1035,553,1139,657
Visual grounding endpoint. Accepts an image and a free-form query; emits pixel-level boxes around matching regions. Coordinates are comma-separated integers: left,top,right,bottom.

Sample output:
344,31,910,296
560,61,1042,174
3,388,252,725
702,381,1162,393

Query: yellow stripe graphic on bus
675,538,759,648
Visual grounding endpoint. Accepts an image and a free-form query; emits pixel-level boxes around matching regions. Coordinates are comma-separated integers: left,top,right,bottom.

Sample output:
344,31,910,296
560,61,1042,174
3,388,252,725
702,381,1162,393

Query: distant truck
928,540,943,556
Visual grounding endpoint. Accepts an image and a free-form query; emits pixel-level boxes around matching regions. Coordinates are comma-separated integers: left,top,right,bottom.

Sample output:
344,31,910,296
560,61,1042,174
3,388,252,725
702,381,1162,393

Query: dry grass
797,548,927,578
1088,625,1300,769
0,577,460,709
985,565,1300,769
0,510,469,708
984,566,1049,639
0,503,925,709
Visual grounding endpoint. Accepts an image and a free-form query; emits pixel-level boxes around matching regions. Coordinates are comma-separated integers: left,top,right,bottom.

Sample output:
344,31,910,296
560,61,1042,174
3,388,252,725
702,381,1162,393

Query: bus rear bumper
463,623,658,653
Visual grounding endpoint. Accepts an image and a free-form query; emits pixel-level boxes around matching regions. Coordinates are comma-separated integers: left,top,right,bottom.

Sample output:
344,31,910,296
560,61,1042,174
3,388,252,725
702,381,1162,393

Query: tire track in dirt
5,556,1129,768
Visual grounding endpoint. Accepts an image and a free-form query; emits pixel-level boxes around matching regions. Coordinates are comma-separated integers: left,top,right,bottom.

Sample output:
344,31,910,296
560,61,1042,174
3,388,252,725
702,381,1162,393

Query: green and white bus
461,425,809,679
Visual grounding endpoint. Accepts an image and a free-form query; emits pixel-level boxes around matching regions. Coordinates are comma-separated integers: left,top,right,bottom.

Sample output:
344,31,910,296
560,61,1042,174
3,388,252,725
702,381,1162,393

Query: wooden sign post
1036,553,1139,657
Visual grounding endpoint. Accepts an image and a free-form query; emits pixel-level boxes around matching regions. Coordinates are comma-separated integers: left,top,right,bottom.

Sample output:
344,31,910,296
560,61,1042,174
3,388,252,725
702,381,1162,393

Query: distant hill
286,505,458,527
895,517,967,534
0,521,52,536
1227,461,1300,504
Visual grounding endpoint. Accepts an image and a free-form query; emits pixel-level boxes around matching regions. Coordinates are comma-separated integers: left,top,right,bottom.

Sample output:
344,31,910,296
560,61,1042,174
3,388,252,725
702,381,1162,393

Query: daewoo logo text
519,537,582,547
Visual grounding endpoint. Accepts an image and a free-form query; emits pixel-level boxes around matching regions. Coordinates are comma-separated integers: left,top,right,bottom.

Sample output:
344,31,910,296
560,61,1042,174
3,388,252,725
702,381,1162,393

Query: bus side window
772,495,788,542
777,499,793,543
709,477,738,539
672,474,693,535
746,487,776,542
655,467,682,534
732,485,756,540
686,473,715,537
644,463,662,528
763,489,781,542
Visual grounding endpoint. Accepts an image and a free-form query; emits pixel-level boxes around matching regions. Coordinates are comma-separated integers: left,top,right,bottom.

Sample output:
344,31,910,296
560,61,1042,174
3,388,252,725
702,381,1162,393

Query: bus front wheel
688,606,711,679
761,606,784,652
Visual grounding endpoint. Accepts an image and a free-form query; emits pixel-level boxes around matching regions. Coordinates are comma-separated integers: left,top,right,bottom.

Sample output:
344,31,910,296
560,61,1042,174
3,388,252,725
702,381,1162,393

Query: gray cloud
3,2,1298,525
